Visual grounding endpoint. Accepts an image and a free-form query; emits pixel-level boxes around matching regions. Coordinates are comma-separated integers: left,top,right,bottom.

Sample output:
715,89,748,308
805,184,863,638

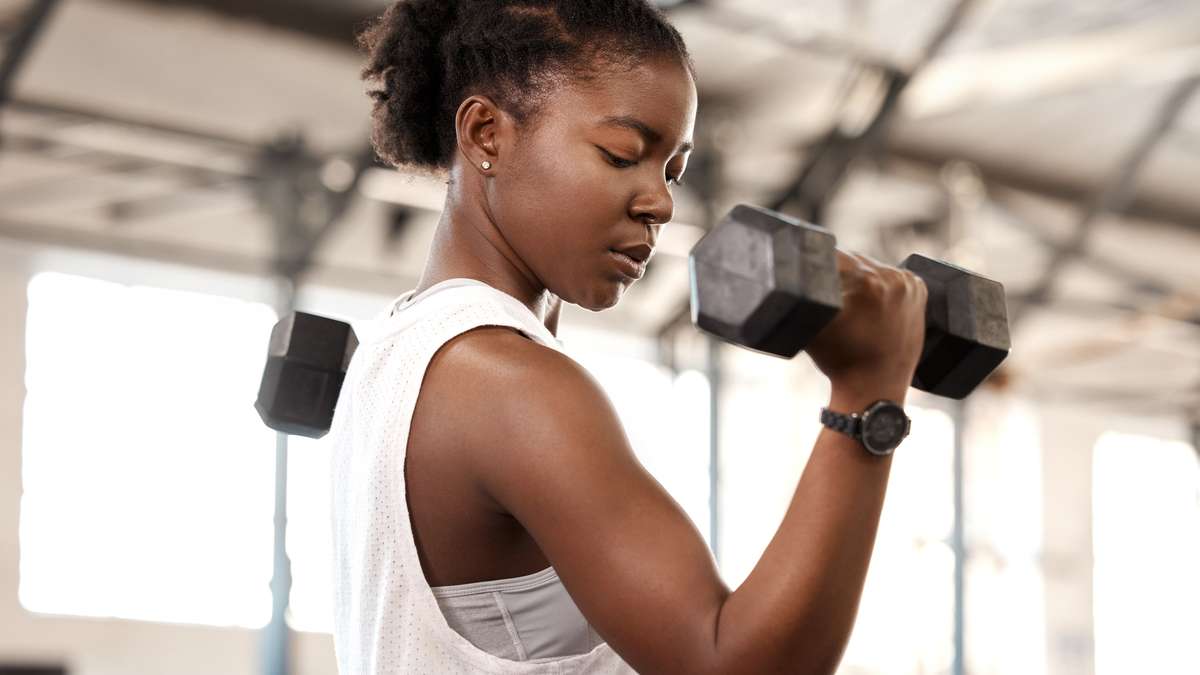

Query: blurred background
1,0,1198,673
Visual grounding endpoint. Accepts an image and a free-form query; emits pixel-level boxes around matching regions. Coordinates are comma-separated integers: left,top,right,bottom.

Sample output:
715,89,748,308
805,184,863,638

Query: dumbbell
254,312,357,438
689,204,1010,399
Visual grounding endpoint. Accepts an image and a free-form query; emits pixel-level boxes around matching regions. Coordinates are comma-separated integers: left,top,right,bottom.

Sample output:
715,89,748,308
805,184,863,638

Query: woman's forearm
708,383,906,675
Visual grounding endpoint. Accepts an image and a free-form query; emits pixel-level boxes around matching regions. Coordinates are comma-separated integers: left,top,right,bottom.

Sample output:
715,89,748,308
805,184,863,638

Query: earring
481,161,492,170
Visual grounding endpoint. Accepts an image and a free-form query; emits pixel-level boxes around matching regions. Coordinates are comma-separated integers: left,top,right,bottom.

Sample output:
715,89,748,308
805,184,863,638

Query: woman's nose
631,180,674,226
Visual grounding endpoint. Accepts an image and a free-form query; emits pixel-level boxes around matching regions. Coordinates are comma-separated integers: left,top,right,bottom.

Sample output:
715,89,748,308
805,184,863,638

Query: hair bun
358,0,459,169
358,0,692,173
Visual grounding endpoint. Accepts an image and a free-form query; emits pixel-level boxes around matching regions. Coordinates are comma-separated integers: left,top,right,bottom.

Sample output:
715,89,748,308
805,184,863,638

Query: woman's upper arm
444,329,731,675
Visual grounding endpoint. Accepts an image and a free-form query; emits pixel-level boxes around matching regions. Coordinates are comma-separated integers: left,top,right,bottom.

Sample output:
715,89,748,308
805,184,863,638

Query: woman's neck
413,196,560,335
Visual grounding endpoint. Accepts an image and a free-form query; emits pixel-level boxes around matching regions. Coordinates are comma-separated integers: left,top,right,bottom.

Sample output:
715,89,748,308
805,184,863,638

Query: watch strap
820,407,862,438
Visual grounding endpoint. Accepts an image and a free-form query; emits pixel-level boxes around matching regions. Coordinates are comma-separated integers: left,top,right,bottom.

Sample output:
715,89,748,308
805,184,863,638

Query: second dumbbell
688,204,1010,399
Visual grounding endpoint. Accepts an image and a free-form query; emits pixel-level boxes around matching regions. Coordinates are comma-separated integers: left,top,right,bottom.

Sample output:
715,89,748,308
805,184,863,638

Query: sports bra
431,564,605,661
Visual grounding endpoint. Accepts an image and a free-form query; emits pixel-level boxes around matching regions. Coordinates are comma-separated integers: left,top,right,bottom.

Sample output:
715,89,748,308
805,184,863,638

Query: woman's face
489,56,697,311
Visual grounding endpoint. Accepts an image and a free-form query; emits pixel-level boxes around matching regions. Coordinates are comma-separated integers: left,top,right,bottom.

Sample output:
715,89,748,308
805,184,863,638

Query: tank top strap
355,278,563,353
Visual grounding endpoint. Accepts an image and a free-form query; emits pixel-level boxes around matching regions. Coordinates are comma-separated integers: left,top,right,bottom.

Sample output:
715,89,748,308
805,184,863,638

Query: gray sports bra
431,565,605,661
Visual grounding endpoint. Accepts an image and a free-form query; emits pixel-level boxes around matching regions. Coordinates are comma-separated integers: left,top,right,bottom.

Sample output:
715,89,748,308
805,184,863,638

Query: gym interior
1,0,1198,673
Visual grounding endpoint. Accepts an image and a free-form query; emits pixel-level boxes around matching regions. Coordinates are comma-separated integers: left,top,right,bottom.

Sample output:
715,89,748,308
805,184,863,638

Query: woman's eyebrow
600,115,694,154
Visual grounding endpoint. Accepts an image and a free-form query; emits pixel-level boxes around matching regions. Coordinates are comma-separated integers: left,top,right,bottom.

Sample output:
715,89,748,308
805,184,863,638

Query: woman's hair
357,0,693,172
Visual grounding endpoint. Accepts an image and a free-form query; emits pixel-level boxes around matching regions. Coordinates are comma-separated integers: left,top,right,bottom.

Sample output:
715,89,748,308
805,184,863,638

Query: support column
950,400,966,675
706,337,721,564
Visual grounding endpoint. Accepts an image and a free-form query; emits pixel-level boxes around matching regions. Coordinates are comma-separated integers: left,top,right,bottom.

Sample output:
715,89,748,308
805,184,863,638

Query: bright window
714,348,961,673
840,405,958,673
571,349,713,547
20,271,278,628
1093,431,1200,675
963,397,1046,675
285,432,336,633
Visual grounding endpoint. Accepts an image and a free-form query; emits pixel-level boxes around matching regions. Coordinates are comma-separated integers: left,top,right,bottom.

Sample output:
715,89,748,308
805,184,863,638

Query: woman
330,1,928,673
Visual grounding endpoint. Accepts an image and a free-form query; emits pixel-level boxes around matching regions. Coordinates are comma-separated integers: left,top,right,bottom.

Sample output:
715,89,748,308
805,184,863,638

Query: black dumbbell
689,204,1010,399
255,312,357,438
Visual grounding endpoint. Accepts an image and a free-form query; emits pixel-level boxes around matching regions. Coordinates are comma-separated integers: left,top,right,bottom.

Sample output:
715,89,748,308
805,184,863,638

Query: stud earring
481,161,492,170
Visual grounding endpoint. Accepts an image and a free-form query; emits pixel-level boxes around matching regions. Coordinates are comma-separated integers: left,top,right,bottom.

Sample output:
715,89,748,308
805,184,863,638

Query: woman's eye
600,147,683,186
599,148,636,168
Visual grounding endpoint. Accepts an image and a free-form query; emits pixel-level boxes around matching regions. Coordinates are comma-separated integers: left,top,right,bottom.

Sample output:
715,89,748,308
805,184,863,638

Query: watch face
862,403,908,454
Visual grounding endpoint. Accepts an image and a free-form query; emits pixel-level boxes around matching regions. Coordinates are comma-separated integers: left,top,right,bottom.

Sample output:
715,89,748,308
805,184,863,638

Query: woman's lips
608,249,647,280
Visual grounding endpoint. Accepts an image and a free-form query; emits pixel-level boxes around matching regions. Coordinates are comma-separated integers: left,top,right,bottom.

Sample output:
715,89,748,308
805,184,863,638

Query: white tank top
329,278,637,674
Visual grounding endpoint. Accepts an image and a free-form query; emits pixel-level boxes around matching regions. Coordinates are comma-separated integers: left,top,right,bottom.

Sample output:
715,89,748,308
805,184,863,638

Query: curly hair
357,0,693,172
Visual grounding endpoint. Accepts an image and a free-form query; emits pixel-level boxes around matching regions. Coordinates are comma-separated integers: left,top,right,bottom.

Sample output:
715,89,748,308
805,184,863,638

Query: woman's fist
805,251,928,404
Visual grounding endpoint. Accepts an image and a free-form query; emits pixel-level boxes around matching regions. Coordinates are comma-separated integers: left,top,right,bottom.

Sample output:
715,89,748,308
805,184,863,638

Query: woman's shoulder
428,324,585,396
413,324,611,497
418,324,611,442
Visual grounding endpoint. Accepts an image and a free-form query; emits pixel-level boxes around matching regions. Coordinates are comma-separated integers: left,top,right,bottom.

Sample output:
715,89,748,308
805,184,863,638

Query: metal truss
1010,73,1200,325
768,0,980,223
0,0,59,109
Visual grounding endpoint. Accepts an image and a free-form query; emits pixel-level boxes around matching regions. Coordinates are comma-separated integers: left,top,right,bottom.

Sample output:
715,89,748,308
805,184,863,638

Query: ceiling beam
768,0,981,222
1009,74,1199,324
886,141,1200,231
8,96,263,151
0,215,430,312
0,0,60,106
119,0,374,47
986,193,1177,298
902,14,1200,118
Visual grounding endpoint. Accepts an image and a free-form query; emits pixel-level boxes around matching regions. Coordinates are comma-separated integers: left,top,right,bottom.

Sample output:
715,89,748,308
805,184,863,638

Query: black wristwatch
820,400,911,456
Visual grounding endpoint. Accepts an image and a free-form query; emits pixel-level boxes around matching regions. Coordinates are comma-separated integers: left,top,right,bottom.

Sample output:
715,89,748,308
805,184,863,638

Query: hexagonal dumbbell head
255,312,358,438
900,254,1011,399
689,204,842,357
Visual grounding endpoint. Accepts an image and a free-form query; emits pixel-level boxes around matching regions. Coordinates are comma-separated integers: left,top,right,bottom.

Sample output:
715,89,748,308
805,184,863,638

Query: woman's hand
805,251,928,405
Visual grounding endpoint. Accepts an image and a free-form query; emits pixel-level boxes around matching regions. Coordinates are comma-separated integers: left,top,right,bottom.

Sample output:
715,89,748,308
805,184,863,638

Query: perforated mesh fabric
329,278,636,674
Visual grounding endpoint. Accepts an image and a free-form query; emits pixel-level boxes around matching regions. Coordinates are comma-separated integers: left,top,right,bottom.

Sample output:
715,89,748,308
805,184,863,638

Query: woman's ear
455,95,505,175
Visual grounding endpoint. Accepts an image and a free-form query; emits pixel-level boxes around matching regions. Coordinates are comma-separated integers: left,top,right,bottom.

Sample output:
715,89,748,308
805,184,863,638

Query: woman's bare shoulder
416,323,623,498
429,325,587,392
413,325,592,462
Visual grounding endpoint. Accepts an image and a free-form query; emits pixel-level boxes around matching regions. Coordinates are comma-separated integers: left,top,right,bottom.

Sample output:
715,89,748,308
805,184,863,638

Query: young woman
330,1,928,673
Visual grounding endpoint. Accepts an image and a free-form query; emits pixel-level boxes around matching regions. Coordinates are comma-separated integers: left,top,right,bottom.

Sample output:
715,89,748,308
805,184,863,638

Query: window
1093,431,1200,674
839,405,958,673
284,432,335,633
20,271,278,628
570,348,713,547
963,396,1046,675
714,346,961,673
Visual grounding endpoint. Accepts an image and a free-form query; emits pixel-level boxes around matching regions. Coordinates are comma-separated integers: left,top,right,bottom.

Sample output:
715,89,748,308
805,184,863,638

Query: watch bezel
859,400,911,456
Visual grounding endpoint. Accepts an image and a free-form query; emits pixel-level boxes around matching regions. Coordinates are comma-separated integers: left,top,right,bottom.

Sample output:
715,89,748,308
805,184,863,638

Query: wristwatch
820,400,911,456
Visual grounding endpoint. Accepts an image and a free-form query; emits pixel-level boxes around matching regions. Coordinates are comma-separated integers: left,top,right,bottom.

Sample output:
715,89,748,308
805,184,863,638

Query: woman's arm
708,382,905,674
428,254,925,674
424,329,898,674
